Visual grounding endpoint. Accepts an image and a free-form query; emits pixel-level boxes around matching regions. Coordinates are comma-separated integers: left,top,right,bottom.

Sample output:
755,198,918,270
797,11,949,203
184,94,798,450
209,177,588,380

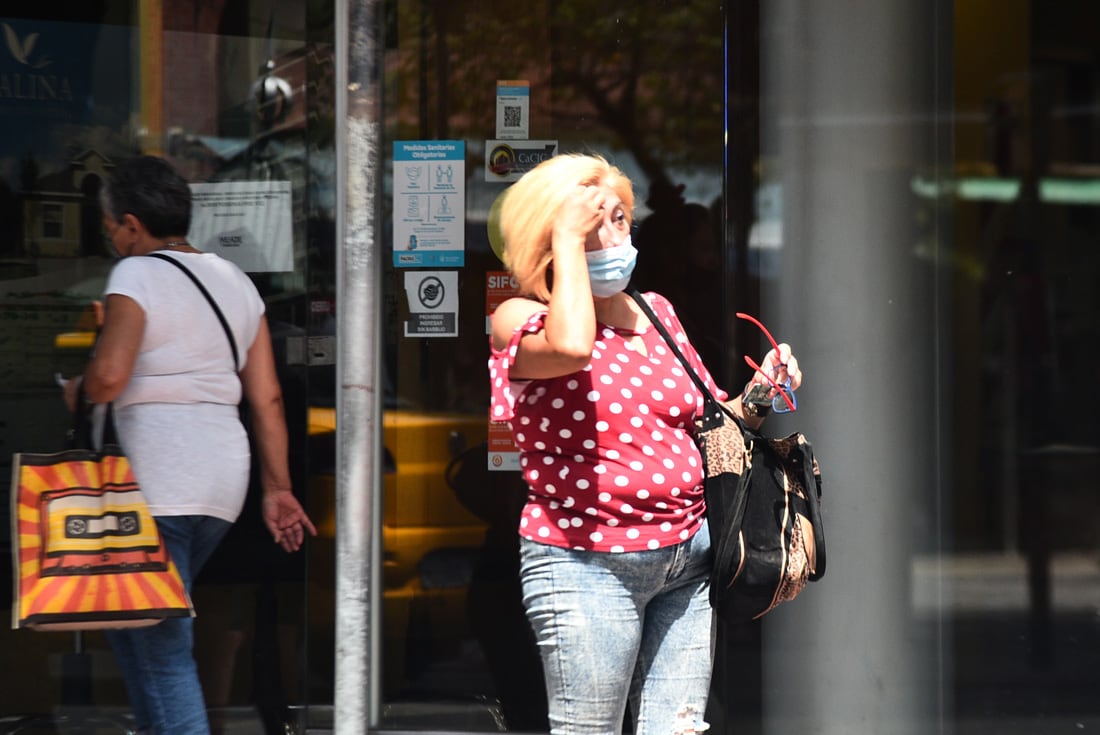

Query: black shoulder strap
627,288,727,429
147,252,240,371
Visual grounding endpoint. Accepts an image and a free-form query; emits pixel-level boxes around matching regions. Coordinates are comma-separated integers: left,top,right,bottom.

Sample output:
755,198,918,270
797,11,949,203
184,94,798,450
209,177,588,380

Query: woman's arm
490,185,606,380
490,294,593,379
80,294,145,405
240,317,316,552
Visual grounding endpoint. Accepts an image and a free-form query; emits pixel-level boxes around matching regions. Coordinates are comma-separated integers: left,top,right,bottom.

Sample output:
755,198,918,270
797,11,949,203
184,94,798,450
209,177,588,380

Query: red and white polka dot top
488,292,727,553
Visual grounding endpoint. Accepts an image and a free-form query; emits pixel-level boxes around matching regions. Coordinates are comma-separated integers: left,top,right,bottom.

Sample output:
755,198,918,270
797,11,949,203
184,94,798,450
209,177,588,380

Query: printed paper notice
496,80,529,140
488,421,521,472
394,140,465,268
188,181,293,272
404,271,459,337
485,270,520,333
486,270,522,470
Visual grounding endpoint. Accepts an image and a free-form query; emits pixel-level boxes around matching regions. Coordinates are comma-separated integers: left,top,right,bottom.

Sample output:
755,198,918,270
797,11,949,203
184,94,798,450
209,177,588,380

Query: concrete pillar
759,2,949,732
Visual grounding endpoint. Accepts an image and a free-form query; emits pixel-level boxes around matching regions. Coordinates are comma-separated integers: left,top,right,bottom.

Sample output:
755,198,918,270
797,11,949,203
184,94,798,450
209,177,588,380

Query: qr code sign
503,106,521,128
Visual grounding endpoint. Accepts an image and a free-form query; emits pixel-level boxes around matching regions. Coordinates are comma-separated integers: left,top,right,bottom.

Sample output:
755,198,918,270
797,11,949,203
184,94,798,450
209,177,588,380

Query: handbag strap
74,253,239,451
627,288,727,429
147,252,240,371
67,381,122,450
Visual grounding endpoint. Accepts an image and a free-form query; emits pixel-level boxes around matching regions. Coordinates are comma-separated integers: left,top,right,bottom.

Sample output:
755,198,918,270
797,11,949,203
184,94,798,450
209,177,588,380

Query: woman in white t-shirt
488,154,803,735
64,155,315,735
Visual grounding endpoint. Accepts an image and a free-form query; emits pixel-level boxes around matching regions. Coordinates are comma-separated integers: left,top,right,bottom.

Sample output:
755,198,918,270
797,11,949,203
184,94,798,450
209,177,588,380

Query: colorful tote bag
11,444,194,631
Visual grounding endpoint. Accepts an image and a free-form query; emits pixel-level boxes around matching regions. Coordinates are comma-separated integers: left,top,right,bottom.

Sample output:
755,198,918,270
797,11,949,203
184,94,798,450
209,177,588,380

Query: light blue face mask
585,237,637,297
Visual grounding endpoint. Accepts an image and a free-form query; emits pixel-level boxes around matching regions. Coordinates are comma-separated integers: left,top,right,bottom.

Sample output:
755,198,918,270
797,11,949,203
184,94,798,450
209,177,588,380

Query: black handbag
628,290,826,623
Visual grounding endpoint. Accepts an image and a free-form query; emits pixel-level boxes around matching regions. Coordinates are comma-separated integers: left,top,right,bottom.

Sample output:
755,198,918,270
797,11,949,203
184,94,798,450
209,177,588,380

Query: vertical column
759,2,947,733
138,0,164,155
335,0,385,732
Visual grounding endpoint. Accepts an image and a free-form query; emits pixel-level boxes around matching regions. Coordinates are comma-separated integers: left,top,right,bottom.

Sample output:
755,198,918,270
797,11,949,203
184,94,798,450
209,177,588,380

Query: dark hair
100,155,192,237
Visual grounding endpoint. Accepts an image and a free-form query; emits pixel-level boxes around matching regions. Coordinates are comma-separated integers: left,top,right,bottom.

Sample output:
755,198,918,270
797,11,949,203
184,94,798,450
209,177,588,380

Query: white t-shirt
105,252,266,522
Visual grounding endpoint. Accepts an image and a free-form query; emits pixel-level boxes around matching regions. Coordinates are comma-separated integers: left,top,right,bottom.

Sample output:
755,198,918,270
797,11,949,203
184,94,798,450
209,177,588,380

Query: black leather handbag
629,290,826,623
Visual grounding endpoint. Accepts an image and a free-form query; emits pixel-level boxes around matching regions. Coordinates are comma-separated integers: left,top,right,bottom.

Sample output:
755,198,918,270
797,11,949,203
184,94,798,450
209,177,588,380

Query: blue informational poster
393,140,465,268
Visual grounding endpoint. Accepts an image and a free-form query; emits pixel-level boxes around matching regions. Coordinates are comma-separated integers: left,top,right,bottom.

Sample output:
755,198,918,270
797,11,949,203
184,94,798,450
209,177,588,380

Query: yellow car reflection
306,406,487,589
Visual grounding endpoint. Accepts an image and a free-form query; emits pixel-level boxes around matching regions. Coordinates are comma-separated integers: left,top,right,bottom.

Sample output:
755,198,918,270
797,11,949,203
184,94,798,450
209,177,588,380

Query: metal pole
335,0,384,731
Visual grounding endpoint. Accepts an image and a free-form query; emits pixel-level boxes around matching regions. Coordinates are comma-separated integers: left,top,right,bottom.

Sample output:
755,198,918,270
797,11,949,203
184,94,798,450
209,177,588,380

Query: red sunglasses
736,312,798,413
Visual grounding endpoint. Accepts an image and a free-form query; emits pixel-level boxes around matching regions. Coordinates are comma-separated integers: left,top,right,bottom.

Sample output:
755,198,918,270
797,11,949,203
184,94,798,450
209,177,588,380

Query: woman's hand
736,343,802,426
753,343,802,395
263,489,317,553
553,184,606,249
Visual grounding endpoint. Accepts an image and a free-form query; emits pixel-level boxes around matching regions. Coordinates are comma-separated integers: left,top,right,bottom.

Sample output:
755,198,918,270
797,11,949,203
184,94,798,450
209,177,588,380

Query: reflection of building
21,150,112,258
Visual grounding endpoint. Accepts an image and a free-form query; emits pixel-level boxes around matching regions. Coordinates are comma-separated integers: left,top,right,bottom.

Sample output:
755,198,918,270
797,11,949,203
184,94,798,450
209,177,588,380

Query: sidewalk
3,552,1097,733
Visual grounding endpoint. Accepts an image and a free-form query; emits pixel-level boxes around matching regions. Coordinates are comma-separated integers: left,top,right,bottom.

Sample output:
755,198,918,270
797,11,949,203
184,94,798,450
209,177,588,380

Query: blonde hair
500,153,635,302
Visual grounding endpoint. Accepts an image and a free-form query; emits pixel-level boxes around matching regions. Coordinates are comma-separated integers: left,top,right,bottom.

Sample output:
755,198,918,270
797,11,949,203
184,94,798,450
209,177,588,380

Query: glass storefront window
1,1,1099,734
0,3,326,732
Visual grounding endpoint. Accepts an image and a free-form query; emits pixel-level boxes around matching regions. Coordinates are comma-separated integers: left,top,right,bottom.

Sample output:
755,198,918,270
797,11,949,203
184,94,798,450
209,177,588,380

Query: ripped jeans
519,520,715,735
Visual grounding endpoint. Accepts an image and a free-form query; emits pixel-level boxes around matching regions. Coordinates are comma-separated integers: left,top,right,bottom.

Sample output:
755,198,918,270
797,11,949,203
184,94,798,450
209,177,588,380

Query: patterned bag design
11,446,194,631
625,289,826,623
697,402,826,623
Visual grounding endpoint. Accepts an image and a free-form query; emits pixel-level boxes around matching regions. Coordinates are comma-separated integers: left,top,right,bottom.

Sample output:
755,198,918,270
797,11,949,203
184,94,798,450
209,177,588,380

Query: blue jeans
106,515,232,735
519,520,715,735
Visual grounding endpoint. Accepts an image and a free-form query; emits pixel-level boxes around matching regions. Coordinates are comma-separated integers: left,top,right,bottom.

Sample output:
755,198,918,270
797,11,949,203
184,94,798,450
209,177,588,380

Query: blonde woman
488,154,801,734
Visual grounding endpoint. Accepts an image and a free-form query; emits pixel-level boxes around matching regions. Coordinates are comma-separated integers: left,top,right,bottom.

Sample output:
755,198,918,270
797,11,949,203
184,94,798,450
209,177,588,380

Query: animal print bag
628,290,826,623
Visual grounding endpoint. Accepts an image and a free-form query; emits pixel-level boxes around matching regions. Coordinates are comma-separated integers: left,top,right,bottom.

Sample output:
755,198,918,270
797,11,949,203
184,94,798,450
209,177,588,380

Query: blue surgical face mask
585,236,637,297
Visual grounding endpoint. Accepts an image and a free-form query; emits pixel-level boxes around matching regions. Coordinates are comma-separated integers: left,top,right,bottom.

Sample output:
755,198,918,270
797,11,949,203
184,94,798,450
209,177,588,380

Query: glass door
374,1,727,730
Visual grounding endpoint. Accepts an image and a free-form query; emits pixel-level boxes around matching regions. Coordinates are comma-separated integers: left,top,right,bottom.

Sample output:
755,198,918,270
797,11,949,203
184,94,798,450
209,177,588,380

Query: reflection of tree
390,0,727,412
549,2,723,185
397,1,724,186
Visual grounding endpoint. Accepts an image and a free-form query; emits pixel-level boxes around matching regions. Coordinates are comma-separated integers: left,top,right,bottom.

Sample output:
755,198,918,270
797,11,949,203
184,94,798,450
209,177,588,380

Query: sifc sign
484,139,558,182
486,273,518,289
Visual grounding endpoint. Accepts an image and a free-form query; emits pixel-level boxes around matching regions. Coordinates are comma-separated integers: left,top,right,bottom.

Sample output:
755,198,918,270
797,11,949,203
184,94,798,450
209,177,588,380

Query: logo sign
0,19,131,181
0,20,100,122
484,140,558,182
3,23,53,69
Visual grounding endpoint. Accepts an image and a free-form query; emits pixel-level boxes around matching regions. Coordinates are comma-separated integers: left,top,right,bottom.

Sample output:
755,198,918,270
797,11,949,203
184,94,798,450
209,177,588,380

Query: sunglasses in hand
737,312,797,414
